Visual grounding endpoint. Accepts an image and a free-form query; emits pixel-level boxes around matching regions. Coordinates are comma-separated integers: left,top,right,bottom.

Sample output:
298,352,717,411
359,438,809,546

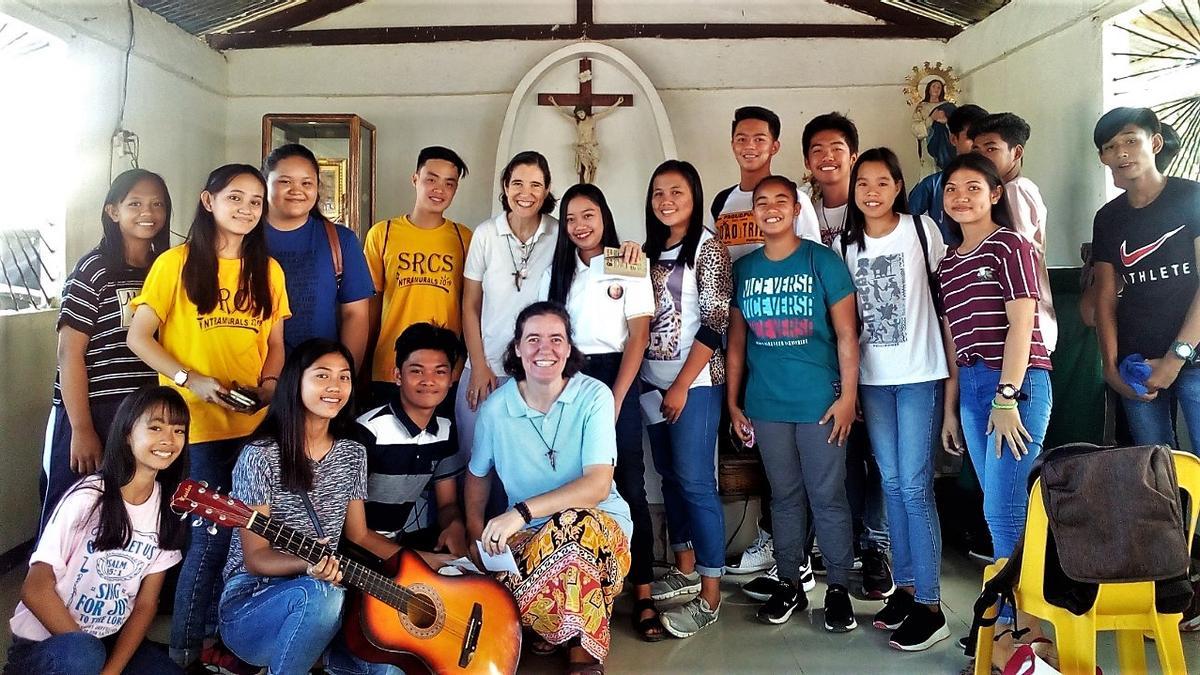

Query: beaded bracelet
514,501,533,524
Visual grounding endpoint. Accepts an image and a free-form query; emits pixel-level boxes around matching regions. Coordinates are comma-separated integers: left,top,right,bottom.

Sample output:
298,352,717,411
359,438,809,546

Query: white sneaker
725,527,775,574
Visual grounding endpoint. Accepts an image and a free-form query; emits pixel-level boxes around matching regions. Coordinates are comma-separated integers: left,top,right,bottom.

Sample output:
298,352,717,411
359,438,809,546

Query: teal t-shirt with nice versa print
734,240,856,423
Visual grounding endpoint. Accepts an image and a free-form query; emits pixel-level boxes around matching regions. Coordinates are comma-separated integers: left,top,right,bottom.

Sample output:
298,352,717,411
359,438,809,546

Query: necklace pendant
519,267,528,279
546,449,557,471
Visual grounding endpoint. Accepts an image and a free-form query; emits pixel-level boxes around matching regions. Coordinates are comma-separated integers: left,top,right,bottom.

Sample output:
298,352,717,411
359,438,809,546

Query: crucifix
537,57,634,184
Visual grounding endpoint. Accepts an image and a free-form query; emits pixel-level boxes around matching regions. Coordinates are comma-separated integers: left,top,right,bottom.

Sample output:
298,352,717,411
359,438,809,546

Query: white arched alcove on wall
494,42,677,243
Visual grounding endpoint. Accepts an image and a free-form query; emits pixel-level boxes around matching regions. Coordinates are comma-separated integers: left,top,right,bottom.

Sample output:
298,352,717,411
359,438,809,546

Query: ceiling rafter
208,20,957,49
205,0,960,50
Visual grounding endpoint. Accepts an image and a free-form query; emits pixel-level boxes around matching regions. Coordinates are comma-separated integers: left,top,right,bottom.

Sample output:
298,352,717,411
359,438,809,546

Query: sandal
530,638,559,656
632,597,666,643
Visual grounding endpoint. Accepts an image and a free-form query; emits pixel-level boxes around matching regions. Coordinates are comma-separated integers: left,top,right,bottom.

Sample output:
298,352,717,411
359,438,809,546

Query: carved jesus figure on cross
537,57,634,184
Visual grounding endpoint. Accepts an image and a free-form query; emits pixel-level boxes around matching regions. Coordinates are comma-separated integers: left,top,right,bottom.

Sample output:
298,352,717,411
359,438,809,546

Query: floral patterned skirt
502,508,630,661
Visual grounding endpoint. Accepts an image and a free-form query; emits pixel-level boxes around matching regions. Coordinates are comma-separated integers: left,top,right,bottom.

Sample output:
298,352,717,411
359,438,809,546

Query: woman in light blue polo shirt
466,301,631,673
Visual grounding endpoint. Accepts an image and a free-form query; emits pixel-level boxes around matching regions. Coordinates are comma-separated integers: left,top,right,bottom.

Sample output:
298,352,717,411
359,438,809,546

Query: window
1104,1,1200,184
0,14,67,313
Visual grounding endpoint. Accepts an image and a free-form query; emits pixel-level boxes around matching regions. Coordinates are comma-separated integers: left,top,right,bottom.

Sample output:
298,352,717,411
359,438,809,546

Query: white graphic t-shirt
9,477,181,640
836,214,950,386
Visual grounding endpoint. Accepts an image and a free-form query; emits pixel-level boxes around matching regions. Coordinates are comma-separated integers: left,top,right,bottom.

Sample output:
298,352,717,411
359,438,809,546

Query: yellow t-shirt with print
363,216,472,382
131,245,290,443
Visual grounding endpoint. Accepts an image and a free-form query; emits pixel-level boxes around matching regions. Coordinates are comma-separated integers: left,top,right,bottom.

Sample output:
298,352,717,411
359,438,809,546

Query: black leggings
584,353,655,586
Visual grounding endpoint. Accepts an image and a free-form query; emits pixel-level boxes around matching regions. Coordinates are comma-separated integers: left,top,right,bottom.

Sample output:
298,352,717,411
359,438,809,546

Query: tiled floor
1,551,1198,673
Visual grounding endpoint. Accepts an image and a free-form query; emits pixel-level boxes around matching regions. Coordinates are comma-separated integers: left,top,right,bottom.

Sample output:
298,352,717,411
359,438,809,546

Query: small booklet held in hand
603,246,648,278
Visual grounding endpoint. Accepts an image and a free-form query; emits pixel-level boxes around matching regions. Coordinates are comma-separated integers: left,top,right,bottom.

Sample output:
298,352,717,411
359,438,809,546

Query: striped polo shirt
937,228,1052,371
52,248,158,405
356,402,464,538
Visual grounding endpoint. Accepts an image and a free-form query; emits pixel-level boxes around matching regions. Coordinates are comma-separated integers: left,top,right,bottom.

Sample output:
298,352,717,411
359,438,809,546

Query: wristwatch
172,369,190,387
1170,341,1197,363
996,383,1021,401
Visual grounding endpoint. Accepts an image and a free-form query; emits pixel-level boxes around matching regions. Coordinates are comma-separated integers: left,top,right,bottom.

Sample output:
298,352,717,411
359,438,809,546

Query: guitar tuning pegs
199,481,209,487
179,511,189,521
191,518,203,527
206,523,218,536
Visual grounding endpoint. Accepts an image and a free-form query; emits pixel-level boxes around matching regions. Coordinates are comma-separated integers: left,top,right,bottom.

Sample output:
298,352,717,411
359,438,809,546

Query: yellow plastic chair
974,450,1200,675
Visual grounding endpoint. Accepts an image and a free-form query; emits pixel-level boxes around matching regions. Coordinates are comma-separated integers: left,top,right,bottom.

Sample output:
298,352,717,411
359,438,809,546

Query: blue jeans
959,363,1052,564
1122,366,1200,451
861,381,944,604
39,399,124,539
845,422,890,552
170,436,245,665
646,383,726,577
4,633,181,675
219,574,399,675
456,366,511,518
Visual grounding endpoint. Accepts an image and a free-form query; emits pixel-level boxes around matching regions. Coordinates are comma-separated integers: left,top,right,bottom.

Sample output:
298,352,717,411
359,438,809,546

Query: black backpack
964,443,1194,654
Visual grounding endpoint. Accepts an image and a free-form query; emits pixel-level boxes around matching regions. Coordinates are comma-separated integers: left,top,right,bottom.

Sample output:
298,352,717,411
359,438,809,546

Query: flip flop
632,597,666,643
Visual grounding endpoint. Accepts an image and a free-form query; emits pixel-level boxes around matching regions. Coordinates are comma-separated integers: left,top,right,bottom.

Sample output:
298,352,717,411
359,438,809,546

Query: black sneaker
957,634,973,654
823,584,857,632
872,589,914,630
889,604,950,651
861,548,896,600
811,548,826,576
742,565,788,602
757,581,808,625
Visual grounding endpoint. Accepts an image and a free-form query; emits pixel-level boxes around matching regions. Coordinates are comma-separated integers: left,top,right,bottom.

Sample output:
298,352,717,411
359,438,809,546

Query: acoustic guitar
171,479,522,675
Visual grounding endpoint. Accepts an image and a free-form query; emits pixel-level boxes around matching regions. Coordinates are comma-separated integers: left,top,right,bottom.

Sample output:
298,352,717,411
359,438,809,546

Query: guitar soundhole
408,597,437,629
399,583,445,639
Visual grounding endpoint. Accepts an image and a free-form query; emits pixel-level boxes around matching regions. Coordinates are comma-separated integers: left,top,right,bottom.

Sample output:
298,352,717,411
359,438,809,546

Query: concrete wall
0,0,227,554
945,0,1143,268
225,36,945,232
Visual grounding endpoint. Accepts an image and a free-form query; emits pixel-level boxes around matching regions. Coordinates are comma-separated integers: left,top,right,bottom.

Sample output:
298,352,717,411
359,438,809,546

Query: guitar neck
247,512,407,610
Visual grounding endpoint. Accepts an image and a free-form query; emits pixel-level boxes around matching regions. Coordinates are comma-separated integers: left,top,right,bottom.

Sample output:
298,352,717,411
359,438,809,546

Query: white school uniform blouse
538,253,655,355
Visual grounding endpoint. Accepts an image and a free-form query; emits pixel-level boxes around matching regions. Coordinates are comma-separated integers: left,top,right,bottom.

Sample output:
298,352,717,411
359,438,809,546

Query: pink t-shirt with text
9,477,181,640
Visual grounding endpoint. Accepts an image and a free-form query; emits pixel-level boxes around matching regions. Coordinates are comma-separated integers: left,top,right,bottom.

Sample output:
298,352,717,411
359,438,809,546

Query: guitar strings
254,515,474,636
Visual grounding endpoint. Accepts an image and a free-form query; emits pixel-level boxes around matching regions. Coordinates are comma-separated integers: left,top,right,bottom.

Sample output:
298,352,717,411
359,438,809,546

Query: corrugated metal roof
134,0,300,35
882,0,1012,28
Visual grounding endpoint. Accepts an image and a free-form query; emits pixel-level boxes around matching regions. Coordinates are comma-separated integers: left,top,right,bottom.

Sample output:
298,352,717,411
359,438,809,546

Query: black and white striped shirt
53,248,157,405
357,402,464,538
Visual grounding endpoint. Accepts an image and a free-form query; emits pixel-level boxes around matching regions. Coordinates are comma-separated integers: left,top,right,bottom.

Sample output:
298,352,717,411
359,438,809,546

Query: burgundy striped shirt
937,229,1052,371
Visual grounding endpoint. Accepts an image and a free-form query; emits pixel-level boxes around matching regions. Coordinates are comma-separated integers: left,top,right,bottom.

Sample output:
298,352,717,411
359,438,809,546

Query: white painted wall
946,0,1143,267
225,37,945,232
0,0,227,553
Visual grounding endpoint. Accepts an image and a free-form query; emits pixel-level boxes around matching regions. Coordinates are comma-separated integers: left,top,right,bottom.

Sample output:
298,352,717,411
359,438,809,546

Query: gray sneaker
660,596,720,638
650,567,701,601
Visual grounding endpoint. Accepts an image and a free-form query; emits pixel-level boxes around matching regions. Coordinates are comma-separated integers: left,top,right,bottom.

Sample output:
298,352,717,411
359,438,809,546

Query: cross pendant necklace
508,237,536,291
528,412,565,471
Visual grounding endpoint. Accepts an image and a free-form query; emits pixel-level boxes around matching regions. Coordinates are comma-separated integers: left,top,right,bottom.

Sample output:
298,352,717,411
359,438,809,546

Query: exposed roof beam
577,0,593,27
231,0,364,33
207,20,957,49
826,0,949,27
